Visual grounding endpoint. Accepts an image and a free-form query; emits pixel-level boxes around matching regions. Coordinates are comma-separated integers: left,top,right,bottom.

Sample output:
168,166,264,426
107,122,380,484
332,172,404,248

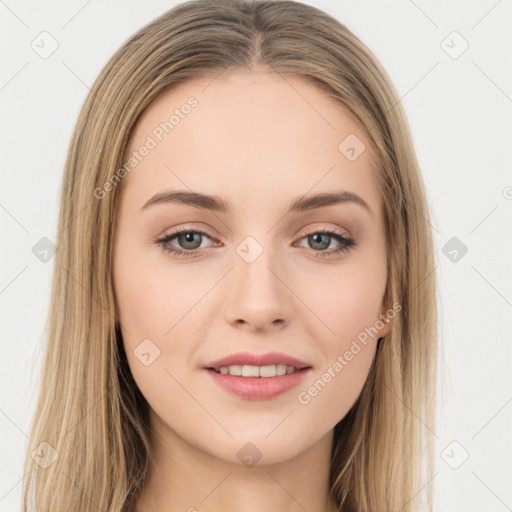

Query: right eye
154,227,218,258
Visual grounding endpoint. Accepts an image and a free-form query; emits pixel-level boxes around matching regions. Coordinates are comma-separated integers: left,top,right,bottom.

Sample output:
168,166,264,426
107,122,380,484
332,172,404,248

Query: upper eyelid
301,225,351,238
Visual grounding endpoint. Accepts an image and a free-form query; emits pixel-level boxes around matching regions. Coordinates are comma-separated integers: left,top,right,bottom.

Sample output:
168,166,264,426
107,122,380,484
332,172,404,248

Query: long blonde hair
22,1,438,510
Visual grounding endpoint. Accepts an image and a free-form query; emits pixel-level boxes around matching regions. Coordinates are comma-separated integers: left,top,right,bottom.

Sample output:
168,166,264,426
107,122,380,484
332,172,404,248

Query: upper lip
204,351,311,370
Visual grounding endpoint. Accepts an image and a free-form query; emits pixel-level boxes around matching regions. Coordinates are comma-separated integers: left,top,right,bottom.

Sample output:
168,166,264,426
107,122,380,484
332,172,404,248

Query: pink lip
205,367,311,400
203,351,311,370
203,351,312,401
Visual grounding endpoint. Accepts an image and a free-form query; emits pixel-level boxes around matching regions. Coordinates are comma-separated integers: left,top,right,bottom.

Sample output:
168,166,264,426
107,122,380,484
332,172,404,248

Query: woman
22,1,438,510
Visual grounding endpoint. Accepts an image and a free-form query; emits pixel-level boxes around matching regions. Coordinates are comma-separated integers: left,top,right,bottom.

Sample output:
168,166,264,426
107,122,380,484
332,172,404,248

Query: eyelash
154,226,357,259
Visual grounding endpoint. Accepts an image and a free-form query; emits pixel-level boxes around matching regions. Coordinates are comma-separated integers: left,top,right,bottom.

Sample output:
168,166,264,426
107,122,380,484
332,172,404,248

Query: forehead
120,70,381,214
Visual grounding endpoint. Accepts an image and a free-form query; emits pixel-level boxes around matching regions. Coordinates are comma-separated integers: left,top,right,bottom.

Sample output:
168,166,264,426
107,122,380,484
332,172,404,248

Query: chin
203,431,312,467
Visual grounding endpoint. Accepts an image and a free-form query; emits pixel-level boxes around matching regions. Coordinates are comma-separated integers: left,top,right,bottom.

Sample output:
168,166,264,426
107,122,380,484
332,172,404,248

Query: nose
223,243,292,332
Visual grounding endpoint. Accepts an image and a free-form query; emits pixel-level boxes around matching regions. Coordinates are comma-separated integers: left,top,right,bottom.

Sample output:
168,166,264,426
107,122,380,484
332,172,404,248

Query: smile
211,364,298,377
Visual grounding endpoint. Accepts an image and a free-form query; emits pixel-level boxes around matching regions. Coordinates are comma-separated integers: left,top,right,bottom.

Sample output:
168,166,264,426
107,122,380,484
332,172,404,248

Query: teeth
213,364,299,377
227,365,242,376
242,365,260,377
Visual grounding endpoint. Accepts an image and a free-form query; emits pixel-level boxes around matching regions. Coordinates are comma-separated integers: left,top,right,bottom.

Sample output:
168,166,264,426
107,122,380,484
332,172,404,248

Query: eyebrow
140,189,373,216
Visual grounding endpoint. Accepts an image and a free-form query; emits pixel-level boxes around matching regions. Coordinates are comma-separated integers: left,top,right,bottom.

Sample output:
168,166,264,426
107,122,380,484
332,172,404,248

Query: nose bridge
235,233,282,295
224,233,290,328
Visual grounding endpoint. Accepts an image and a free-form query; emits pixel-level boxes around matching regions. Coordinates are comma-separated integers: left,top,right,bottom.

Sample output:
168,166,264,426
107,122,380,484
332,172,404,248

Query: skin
112,68,391,512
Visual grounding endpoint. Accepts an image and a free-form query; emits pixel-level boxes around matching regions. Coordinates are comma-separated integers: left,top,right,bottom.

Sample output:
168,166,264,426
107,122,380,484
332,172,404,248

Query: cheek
114,240,197,339
298,343,376,442
114,259,159,337
292,262,384,422
292,225,386,343
299,263,385,346
113,241,208,389
113,256,186,419
296,277,381,427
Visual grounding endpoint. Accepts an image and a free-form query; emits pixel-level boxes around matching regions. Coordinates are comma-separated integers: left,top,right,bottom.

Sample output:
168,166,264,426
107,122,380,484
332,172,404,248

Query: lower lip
204,368,311,400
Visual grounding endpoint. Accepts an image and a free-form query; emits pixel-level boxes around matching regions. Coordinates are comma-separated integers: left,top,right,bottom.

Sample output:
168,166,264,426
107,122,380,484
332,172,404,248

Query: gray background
1,0,511,510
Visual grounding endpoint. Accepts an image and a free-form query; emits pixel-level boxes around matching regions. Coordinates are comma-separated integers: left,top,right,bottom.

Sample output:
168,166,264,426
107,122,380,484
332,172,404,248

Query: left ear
376,307,392,338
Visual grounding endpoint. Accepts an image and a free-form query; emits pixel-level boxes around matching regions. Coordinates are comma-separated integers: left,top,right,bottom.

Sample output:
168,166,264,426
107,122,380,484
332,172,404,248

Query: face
112,69,391,465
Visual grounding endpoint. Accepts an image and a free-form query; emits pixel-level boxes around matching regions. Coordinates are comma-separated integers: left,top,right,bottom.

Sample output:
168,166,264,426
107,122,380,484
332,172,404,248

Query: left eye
155,227,357,259
295,230,356,256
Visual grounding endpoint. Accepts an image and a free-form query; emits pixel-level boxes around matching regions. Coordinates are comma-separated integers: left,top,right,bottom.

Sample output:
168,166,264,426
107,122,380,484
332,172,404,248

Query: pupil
310,233,329,250
179,232,201,249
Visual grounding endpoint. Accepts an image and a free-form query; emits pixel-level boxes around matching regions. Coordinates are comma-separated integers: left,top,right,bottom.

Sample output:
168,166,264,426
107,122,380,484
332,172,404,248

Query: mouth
204,363,312,400
206,364,310,377
202,351,313,400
